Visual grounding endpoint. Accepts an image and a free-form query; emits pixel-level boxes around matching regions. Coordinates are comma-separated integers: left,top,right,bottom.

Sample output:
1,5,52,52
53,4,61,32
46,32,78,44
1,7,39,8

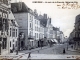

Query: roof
40,19,48,27
53,27,59,31
8,11,15,19
75,14,80,24
11,2,33,14
8,11,19,27
38,14,48,27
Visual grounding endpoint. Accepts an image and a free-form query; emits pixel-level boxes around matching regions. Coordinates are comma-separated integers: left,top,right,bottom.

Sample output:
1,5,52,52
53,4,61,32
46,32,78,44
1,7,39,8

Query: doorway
21,41,24,48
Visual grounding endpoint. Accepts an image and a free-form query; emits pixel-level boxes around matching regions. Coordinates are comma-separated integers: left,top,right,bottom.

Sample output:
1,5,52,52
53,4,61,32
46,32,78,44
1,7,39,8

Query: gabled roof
11,2,33,14
8,11,19,27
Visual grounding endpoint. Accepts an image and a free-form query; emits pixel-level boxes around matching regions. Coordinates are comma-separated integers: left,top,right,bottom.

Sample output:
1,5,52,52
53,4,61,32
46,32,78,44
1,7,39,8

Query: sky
11,0,80,37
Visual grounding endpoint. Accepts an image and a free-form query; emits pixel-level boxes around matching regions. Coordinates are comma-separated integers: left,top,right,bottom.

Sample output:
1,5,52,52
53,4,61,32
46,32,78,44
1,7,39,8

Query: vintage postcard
0,0,80,59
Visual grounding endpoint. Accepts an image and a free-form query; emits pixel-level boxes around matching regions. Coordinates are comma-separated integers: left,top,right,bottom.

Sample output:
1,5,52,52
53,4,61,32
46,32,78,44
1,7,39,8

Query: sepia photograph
0,0,80,59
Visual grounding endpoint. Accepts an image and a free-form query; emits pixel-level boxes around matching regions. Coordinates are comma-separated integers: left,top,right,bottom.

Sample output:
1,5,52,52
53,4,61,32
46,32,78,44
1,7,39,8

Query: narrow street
19,43,80,55
11,43,80,59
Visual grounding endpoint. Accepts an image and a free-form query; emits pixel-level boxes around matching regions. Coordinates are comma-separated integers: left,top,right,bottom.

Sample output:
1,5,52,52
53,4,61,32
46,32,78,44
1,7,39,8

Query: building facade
11,2,34,50
8,11,19,52
60,31,64,43
73,14,80,50
0,0,12,55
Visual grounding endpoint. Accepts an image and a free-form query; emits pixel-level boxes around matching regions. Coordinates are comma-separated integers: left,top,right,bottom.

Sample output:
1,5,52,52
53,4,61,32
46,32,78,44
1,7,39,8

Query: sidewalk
6,46,50,59
68,48,78,52
8,46,48,55
19,46,49,53
68,47,80,52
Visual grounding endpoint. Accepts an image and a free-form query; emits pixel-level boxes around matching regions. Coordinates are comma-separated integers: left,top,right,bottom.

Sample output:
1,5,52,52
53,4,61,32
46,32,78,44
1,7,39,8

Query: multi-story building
73,14,80,50
53,27,57,39
60,31,64,43
69,29,75,43
8,11,19,53
56,28,61,43
11,2,34,50
49,24,53,39
33,10,40,47
39,25,44,39
38,14,51,39
52,27,61,43
0,0,12,55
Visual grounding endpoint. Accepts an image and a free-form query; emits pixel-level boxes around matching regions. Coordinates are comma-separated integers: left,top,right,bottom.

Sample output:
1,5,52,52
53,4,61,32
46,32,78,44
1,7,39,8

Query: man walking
15,46,18,55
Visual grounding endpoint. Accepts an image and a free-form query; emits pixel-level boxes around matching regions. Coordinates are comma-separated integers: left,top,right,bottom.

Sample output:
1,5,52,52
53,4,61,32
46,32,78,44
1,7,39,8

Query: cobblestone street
7,43,80,59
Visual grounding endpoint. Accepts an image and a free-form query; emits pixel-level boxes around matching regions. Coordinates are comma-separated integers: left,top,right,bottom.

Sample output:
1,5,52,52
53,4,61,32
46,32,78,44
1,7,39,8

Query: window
30,23,31,28
2,38,7,49
37,33,38,38
38,34,39,38
29,31,31,36
10,28,11,36
35,20,36,24
13,44,14,50
35,33,36,39
30,31,32,36
12,29,15,37
10,41,11,47
30,16,31,20
79,26,80,30
37,27,38,31
35,27,36,31
37,21,38,25
16,29,17,37
32,16,33,20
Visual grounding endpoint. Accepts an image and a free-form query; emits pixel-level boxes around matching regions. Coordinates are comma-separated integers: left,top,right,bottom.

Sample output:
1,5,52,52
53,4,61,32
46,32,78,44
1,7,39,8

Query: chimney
49,18,51,23
18,2,22,11
44,14,47,19
34,9,38,17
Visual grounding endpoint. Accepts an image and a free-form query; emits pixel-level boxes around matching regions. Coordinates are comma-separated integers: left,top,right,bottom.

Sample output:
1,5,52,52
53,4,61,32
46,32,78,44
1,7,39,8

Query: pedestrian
15,46,18,55
63,48,66,54
28,52,31,58
71,45,73,49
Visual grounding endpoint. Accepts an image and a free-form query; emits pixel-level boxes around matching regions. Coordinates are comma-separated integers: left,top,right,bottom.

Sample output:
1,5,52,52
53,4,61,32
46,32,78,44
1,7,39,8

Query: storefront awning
51,39,55,42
